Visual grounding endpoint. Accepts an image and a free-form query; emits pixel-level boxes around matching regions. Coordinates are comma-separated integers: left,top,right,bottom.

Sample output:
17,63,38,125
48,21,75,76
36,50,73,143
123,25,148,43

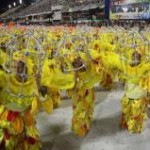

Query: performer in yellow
89,33,117,90
69,50,101,137
99,51,122,90
41,33,63,109
0,55,41,149
47,50,62,109
41,54,75,109
120,51,149,133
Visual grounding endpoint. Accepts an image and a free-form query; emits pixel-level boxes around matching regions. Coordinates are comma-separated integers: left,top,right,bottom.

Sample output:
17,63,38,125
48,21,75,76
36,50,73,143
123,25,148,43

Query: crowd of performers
0,25,150,149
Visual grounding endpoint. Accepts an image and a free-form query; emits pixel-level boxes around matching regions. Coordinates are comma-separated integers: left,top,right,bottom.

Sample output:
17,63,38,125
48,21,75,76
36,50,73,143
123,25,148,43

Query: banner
110,0,150,19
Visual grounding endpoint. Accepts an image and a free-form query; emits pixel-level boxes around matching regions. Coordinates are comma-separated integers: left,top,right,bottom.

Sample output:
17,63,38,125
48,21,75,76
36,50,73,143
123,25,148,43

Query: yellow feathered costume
70,50,102,136
0,51,41,149
120,59,150,133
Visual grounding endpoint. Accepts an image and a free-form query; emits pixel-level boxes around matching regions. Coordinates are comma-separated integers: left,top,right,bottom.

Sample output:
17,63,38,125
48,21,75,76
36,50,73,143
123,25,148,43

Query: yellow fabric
41,58,75,90
9,116,24,134
0,50,7,66
121,97,148,133
140,75,150,92
24,109,35,127
0,105,41,150
0,73,38,111
30,97,39,115
72,88,95,137
49,88,61,108
41,98,53,114
125,82,147,99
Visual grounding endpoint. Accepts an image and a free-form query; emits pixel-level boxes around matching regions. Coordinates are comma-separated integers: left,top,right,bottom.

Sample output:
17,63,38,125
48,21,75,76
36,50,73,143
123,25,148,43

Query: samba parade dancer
0,29,47,149
0,52,41,149
120,50,150,133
